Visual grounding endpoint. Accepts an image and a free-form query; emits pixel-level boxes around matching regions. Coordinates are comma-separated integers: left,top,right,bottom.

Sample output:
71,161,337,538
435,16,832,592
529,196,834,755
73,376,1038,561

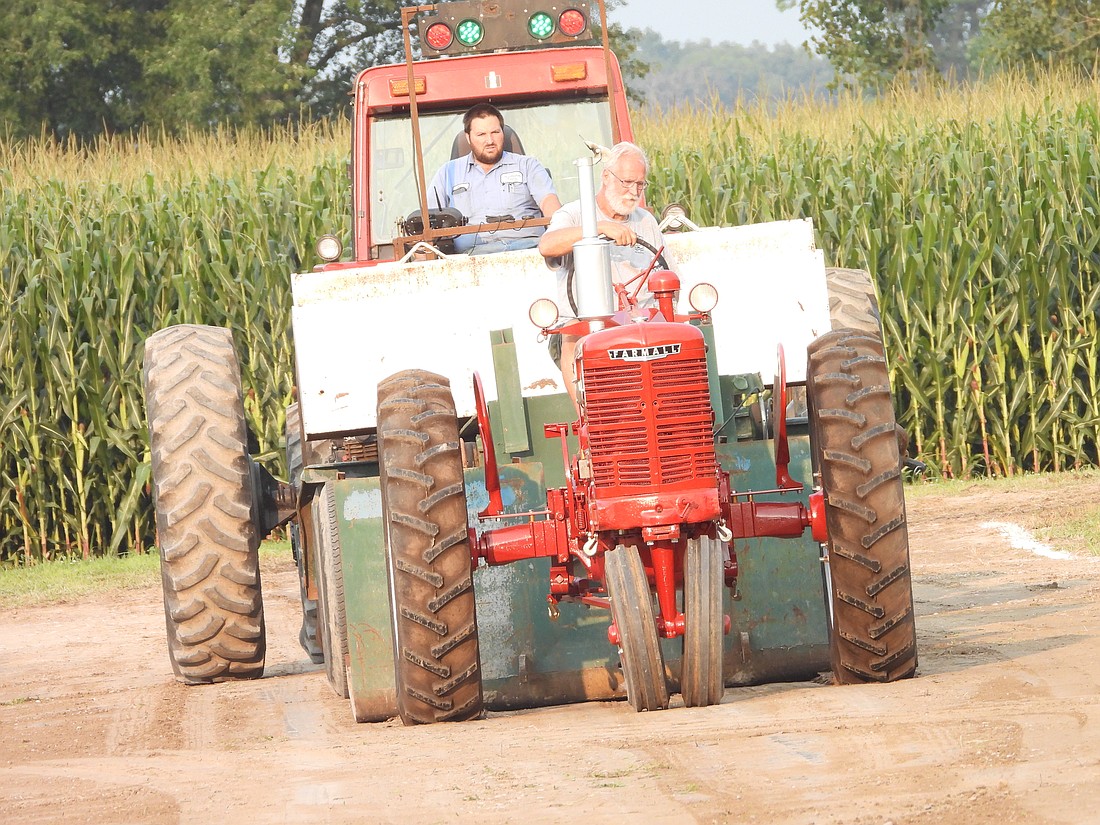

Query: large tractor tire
605,544,669,712
377,370,483,724
313,482,349,698
286,403,323,664
824,268,881,334
807,329,917,684
143,324,265,684
680,536,724,707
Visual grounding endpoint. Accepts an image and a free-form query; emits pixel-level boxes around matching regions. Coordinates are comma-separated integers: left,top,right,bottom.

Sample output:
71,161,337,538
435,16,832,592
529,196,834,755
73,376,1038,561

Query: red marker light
558,8,587,37
424,22,453,50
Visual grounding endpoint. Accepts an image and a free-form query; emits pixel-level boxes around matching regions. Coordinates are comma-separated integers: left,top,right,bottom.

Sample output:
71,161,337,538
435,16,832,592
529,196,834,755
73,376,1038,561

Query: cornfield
0,123,348,563
2,70,1099,563
641,69,1100,479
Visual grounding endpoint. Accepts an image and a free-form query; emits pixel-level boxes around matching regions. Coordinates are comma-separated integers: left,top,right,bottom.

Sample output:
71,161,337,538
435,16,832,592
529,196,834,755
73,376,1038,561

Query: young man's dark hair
463,102,504,133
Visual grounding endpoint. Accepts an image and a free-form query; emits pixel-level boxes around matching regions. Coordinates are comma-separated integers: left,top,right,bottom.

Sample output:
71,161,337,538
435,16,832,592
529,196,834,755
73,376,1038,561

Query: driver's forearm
538,226,582,257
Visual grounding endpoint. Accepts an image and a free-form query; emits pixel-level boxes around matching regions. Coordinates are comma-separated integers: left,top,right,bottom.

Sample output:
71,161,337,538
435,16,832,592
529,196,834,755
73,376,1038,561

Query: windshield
369,99,613,244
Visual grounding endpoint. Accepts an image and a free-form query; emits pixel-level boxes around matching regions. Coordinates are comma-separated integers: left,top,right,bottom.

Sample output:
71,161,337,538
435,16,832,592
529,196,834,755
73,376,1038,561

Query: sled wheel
681,535,724,707
143,324,265,683
286,403,323,664
605,544,669,712
807,329,917,684
377,369,482,725
313,482,349,698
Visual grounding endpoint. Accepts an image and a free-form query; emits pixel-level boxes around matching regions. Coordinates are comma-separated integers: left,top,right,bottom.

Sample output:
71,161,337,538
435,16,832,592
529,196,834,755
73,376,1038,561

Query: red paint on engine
576,322,720,532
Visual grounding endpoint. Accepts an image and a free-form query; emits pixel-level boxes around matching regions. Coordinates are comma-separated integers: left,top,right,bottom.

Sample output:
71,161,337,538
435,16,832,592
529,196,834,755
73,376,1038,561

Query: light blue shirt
428,151,557,253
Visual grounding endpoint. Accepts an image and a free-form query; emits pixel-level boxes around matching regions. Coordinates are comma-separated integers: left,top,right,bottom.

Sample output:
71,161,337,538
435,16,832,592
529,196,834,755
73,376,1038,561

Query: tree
973,0,1100,74
776,0,950,88
0,0,164,138
0,0,648,139
628,30,831,109
928,0,989,78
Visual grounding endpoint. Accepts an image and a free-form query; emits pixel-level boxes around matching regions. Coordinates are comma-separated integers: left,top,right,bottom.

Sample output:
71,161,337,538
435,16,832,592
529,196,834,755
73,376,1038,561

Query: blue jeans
467,237,540,256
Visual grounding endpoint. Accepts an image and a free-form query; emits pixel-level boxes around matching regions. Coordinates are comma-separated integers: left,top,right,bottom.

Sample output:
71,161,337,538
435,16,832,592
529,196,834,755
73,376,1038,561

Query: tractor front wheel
143,324,265,684
605,544,670,711
377,370,483,724
807,329,917,683
681,536,724,707
286,402,323,664
313,482,349,698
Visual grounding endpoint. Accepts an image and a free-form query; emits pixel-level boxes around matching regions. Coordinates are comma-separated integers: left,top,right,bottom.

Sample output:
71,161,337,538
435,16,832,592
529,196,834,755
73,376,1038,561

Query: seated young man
428,103,561,256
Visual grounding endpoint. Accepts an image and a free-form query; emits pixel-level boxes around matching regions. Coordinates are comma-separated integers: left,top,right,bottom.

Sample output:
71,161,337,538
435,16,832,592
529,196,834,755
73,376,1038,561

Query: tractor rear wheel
807,329,917,684
605,544,670,711
681,535,724,707
824,267,881,334
143,324,265,684
313,482,349,698
377,370,483,724
286,403,323,664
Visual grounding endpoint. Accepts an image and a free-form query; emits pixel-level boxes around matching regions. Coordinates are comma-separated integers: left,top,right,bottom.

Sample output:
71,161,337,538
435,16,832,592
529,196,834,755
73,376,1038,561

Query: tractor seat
450,125,525,159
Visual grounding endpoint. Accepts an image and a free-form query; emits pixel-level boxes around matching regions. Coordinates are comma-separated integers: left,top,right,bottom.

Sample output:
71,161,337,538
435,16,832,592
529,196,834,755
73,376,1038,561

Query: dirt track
3,475,1100,824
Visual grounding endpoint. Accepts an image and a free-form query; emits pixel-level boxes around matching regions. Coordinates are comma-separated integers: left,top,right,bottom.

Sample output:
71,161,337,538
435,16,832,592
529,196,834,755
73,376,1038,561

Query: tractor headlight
688,282,719,313
315,234,342,262
529,298,560,329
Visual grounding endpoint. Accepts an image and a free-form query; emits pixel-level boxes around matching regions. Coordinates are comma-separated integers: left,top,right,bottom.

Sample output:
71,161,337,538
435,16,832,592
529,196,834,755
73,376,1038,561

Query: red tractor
142,0,916,723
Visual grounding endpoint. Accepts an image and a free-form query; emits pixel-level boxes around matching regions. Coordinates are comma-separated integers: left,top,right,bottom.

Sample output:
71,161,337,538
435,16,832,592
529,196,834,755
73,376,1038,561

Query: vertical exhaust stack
571,153,614,319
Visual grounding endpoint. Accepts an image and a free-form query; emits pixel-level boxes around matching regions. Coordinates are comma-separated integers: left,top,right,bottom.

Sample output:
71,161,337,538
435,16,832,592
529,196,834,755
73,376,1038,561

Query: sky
607,0,813,47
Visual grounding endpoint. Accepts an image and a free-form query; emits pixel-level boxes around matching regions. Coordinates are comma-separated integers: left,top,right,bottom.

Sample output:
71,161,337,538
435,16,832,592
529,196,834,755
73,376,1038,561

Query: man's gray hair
605,141,648,174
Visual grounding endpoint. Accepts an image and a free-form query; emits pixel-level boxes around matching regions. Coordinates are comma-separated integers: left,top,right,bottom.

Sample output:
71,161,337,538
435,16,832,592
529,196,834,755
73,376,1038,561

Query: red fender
773,344,802,491
472,372,504,518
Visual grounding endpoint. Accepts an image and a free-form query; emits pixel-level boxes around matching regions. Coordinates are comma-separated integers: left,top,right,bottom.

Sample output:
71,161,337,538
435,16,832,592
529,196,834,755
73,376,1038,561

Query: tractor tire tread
378,369,482,725
808,328,917,685
143,324,265,684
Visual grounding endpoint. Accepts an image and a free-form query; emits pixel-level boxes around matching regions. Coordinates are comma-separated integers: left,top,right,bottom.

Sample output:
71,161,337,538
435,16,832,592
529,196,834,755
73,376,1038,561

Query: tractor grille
585,355,716,488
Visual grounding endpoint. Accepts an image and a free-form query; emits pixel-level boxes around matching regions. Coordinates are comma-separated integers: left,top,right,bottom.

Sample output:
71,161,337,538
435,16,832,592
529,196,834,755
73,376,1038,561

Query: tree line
0,0,648,141
0,2,1094,140
782,0,1100,89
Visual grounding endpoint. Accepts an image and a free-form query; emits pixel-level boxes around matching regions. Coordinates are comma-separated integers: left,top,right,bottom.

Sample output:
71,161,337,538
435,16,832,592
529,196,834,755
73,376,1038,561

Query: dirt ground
3,475,1100,825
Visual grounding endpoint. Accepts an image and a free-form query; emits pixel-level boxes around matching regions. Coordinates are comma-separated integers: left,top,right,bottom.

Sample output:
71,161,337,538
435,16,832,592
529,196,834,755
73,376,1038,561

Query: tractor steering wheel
566,236,669,316
633,237,669,273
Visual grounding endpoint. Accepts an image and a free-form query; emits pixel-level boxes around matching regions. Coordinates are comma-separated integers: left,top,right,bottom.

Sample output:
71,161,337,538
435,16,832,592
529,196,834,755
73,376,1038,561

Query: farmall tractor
142,0,916,723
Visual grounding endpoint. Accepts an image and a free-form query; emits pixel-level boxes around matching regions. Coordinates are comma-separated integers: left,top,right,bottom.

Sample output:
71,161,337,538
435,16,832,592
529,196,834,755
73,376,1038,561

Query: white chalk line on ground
979,521,1075,560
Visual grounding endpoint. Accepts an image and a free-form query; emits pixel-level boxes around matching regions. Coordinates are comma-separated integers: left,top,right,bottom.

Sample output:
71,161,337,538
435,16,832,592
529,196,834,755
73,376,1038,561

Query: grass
903,468,1100,498
0,540,292,609
906,469,1100,556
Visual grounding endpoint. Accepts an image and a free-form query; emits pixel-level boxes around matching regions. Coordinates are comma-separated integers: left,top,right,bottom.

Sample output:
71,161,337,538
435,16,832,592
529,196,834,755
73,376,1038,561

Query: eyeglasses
607,169,649,192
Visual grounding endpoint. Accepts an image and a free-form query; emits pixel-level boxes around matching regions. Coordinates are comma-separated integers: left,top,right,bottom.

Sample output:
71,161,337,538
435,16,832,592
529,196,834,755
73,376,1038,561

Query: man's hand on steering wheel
595,219,637,247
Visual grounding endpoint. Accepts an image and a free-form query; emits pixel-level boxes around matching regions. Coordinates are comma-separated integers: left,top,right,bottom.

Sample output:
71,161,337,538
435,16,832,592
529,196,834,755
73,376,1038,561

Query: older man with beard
538,141,668,410
428,102,561,255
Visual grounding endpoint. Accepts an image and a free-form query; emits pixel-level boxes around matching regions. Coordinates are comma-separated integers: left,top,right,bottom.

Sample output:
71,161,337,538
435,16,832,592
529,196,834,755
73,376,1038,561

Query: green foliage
641,69,1100,479
0,0,437,139
0,551,160,608
3,69,1100,563
0,122,348,563
138,0,308,128
794,0,951,88
0,539,290,607
0,0,158,137
973,0,1100,74
0,0,652,139
629,30,831,108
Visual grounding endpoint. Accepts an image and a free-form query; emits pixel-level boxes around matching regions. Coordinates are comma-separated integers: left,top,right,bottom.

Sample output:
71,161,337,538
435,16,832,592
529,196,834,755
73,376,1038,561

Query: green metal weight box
302,390,829,722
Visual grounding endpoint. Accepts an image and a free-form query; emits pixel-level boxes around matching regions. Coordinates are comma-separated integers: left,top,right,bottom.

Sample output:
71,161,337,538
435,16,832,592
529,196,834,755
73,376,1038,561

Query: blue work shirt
427,151,556,253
